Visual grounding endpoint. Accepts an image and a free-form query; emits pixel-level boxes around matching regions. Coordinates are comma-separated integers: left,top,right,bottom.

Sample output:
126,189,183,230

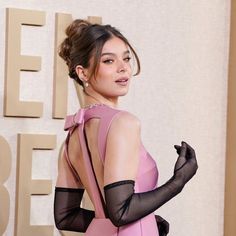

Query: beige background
0,0,231,235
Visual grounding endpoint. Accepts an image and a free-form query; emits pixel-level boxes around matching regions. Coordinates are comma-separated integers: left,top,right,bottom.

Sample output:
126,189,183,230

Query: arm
54,144,95,232
104,113,198,228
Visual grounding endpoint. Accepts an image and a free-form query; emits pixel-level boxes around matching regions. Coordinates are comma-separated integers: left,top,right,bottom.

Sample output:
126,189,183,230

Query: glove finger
174,145,182,155
174,142,187,172
184,143,198,170
174,156,186,172
185,142,196,159
180,142,187,157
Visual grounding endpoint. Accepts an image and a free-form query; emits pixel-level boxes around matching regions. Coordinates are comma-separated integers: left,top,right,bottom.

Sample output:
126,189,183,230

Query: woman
54,19,198,236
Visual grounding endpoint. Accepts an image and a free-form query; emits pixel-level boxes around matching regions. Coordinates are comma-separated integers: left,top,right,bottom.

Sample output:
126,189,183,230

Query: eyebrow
101,50,130,57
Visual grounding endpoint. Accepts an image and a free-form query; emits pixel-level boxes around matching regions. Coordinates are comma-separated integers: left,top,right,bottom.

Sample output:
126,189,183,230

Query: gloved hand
173,141,198,186
155,215,169,236
104,141,198,227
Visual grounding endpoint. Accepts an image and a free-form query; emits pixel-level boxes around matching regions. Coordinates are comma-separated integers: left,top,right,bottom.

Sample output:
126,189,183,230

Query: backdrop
0,0,230,235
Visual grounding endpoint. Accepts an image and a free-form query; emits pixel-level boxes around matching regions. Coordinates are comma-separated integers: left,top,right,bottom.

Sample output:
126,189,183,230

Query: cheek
124,62,132,74
92,71,112,88
97,66,114,80
128,65,132,75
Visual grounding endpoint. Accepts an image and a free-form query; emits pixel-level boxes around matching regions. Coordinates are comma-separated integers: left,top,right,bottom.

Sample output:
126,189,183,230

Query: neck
83,90,118,109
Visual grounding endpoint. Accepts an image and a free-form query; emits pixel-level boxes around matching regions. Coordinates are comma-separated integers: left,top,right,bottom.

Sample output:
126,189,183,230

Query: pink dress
64,104,159,236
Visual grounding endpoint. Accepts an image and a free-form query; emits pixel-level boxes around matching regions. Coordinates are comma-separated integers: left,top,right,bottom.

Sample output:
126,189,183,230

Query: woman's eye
124,57,131,62
103,59,114,64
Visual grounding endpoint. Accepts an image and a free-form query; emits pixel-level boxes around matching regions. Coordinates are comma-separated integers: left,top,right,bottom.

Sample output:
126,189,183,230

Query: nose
117,59,127,73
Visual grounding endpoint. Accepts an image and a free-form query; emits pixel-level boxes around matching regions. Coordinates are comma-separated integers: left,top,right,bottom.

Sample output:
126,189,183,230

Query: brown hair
59,19,141,87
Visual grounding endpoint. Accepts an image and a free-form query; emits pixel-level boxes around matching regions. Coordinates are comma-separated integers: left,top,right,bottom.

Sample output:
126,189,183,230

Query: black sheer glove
173,141,198,185
104,141,198,227
54,187,95,232
155,215,169,236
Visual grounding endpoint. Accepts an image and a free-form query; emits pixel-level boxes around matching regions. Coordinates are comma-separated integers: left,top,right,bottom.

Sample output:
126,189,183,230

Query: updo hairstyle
59,19,140,87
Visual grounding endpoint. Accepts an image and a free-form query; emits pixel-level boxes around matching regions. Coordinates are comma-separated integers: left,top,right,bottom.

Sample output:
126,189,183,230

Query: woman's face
88,36,132,100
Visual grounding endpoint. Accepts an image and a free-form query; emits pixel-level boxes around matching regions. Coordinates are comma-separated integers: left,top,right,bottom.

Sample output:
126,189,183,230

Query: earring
85,81,89,87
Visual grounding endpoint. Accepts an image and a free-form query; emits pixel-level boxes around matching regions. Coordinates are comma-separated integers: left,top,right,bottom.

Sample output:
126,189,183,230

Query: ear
75,65,89,82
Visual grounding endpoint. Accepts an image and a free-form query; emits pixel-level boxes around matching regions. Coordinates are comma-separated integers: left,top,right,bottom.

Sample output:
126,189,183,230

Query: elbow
54,215,67,231
55,223,63,231
54,219,64,231
108,213,128,227
109,217,123,227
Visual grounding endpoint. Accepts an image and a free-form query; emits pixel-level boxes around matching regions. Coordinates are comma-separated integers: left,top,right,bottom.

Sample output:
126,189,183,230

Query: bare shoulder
104,111,141,184
110,111,141,132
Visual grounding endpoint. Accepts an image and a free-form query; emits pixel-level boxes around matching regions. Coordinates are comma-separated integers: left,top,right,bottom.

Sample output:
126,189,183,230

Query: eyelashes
103,59,114,64
102,57,131,64
124,57,131,62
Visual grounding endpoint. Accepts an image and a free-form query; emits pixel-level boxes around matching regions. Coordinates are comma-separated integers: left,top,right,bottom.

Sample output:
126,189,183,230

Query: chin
120,91,129,96
116,90,129,97
119,87,130,95
106,88,129,98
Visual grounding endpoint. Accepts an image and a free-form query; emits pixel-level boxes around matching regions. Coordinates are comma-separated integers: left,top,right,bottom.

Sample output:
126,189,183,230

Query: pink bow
64,109,85,131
